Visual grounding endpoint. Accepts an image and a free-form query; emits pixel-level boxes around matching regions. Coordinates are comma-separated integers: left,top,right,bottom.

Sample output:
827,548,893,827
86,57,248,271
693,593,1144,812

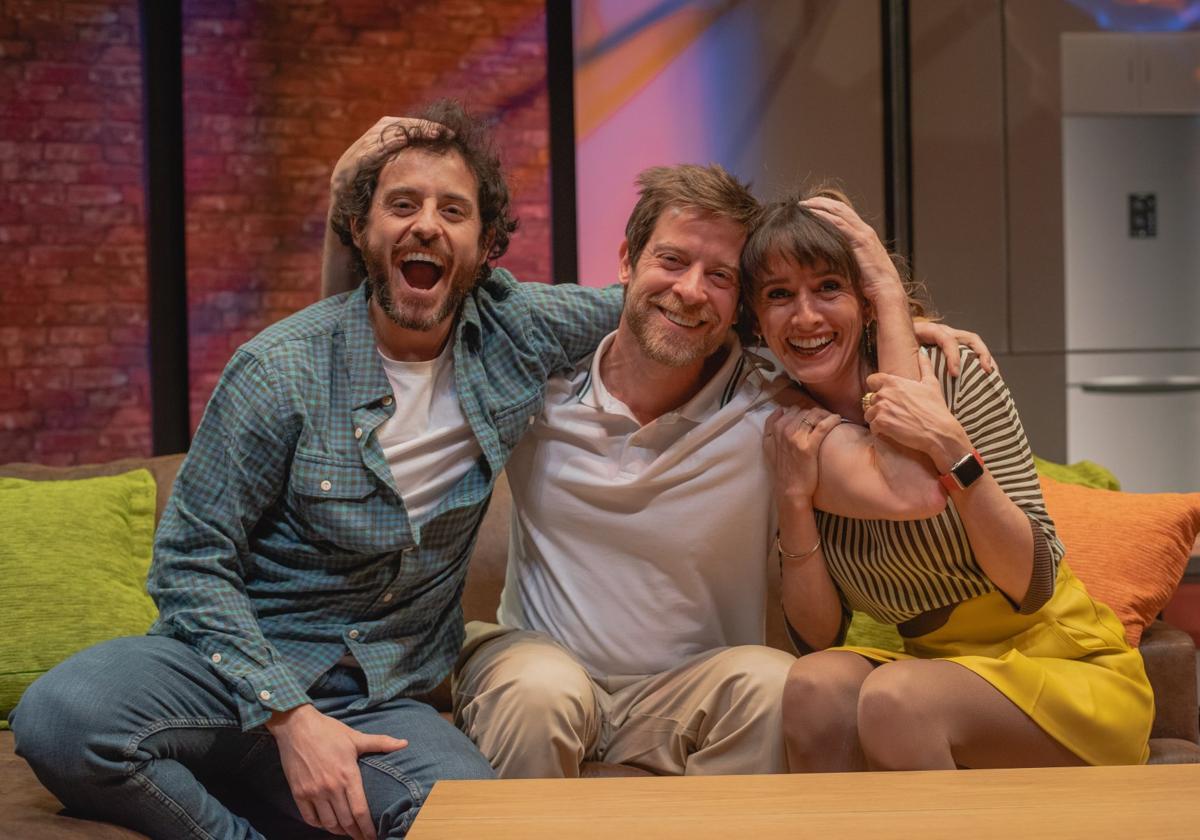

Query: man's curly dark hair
329,100,519,285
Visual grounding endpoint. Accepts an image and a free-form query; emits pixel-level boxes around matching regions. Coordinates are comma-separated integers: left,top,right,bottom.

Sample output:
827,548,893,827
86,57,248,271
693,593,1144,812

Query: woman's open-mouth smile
785,333,836,357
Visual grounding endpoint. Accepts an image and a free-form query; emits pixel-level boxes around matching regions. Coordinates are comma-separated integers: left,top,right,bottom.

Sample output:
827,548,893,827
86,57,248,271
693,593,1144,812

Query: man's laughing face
353,147,486,334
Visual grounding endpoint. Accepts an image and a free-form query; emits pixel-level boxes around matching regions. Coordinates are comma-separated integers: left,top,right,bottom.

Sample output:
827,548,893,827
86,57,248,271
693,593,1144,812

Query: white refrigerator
1061,33,1200,493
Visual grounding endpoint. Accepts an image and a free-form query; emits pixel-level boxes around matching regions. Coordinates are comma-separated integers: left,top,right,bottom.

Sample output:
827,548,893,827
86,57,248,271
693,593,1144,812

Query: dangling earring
861,320,877,363
744,330,775,372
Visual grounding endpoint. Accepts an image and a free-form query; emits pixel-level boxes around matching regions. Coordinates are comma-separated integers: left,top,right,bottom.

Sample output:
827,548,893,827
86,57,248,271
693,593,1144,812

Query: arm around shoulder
515,279,624,365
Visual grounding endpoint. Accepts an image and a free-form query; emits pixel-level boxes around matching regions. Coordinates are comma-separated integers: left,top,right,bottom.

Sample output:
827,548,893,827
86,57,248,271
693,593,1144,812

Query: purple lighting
1067,0,1200,31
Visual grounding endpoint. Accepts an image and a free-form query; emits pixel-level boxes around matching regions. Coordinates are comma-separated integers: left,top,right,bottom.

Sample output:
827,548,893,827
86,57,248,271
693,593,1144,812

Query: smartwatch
938,448,985,492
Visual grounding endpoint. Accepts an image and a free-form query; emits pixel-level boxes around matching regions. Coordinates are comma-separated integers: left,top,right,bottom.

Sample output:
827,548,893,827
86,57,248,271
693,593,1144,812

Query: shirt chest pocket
492,394,542,451
287,455,398,553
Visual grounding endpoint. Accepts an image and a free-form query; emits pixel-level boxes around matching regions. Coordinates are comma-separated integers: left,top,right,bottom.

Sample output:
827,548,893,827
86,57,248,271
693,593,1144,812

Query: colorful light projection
572,0,763,286
570,0,884,288
1066,0,1200,31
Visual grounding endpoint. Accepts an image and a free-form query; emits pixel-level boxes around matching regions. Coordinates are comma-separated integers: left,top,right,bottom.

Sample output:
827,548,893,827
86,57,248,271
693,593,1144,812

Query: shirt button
381,395,393,406
348,629,360,640
382,593,394,603
354,427,363,439
320,480,332,491
211,653,222,664
259,689,272,701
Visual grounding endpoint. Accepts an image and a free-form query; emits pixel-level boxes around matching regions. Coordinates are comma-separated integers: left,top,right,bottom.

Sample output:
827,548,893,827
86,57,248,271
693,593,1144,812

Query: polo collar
581,333,747,423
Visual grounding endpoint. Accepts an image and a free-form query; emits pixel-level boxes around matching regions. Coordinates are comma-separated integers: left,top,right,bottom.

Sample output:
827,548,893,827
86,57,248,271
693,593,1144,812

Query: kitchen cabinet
1062,32,1200,115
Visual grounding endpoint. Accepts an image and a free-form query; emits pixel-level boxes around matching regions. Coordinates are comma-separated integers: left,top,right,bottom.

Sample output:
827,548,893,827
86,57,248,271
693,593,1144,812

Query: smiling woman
741,189,1156,773
740,188,930,418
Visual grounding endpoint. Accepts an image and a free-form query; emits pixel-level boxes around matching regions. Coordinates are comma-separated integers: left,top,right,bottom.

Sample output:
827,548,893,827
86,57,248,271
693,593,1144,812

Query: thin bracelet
776,535,821,562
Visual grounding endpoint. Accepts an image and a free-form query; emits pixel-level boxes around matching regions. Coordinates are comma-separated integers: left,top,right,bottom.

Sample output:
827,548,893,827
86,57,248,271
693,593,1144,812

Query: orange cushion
1040,475,1200,646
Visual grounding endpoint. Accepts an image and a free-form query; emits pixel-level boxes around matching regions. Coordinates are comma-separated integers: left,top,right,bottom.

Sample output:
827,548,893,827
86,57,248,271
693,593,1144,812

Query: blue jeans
9,635,495,839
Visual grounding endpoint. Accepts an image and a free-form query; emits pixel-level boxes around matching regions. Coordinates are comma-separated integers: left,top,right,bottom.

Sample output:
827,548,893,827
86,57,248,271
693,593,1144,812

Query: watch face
952,452,985,488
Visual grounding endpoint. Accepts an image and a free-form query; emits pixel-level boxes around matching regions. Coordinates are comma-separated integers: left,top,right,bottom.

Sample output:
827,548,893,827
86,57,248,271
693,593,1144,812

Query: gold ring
800,418,815,429
861,391,876,412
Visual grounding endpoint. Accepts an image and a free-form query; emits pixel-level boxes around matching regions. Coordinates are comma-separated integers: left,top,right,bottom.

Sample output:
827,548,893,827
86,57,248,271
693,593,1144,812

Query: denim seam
122,717,245,840
129,770,223,840
123,716,243,759
360,755,424,834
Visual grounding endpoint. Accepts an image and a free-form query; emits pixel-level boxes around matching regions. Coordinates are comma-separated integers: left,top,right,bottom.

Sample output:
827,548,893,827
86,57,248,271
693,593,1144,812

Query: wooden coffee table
408,764,1200,839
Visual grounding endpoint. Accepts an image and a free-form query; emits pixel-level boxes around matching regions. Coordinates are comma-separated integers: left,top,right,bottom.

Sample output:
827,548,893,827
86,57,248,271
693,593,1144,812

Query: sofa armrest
1141,619,1199,743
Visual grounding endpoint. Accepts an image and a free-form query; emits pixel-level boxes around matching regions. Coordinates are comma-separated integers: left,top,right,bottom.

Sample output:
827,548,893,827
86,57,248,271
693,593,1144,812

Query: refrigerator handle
1078,376,1200,394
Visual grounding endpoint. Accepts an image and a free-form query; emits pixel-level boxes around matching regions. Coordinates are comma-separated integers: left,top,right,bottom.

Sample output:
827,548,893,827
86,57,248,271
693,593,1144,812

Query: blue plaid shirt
149,270,622,730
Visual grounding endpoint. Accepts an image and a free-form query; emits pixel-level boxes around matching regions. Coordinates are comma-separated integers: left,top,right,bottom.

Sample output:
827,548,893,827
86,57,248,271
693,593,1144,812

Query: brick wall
0,0,149,465
183,0,552,429
0,0,553,463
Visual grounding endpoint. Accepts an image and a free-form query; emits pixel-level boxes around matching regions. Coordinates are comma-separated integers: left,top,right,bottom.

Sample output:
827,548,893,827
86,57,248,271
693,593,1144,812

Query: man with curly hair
11,100,622,840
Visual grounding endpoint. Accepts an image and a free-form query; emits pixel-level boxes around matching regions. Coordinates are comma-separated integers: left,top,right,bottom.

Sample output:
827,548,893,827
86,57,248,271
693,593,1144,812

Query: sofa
2,453,1199,839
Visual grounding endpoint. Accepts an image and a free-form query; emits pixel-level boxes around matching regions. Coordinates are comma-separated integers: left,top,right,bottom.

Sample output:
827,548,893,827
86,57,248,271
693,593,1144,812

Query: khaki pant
453,621,794,778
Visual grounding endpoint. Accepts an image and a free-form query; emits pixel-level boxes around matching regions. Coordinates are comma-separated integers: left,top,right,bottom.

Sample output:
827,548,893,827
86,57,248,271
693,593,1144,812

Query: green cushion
0,470,158,728
844,611,904,652
1033,455,1120,491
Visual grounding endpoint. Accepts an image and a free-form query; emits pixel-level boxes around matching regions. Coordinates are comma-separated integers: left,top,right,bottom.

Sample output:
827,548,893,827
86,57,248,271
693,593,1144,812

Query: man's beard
624,290,722,367
363,246,479,332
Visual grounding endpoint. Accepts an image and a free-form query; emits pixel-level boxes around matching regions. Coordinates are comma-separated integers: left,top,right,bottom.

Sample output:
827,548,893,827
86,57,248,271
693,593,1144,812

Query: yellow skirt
833,562,1154,766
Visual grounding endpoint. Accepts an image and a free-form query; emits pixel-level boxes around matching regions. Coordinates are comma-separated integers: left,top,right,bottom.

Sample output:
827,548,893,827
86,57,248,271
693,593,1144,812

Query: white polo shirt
498,332,786,677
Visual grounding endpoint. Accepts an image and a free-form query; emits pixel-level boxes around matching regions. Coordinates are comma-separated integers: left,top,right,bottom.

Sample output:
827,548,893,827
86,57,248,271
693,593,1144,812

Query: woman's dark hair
738,186,932,342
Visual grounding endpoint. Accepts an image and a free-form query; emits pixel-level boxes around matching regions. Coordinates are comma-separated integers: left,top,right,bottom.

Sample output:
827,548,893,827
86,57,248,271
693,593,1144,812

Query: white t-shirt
375,341,481,526
498,333,785,677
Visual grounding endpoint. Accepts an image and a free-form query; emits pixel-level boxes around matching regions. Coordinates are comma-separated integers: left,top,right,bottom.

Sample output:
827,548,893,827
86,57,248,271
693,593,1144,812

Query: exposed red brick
0,40,34,59
76,23,132,44
25,62,93,86
27,388,87,410
0,285,48,305
0,224,35,243
33,429,103,451
79,203,136,224
0,389,28,410
36,225,106,245
3,0,550,464
47,325,109,345
61,4,123,25
42,100,105,120
45,283,113,303
65,183,120,204
107,326,145,345
0,409,41,430
29,244,94,267
71,366,128,389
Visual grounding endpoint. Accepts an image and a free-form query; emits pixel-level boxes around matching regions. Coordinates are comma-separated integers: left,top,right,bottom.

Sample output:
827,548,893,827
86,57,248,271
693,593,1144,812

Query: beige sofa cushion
0,454,186,526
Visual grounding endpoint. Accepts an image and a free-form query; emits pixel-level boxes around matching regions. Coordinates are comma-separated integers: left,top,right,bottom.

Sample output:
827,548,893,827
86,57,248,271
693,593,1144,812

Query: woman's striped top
816,345,1065,624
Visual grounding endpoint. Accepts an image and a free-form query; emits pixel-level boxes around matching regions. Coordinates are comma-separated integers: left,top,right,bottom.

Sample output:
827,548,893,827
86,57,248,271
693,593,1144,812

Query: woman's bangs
779,212,857,281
